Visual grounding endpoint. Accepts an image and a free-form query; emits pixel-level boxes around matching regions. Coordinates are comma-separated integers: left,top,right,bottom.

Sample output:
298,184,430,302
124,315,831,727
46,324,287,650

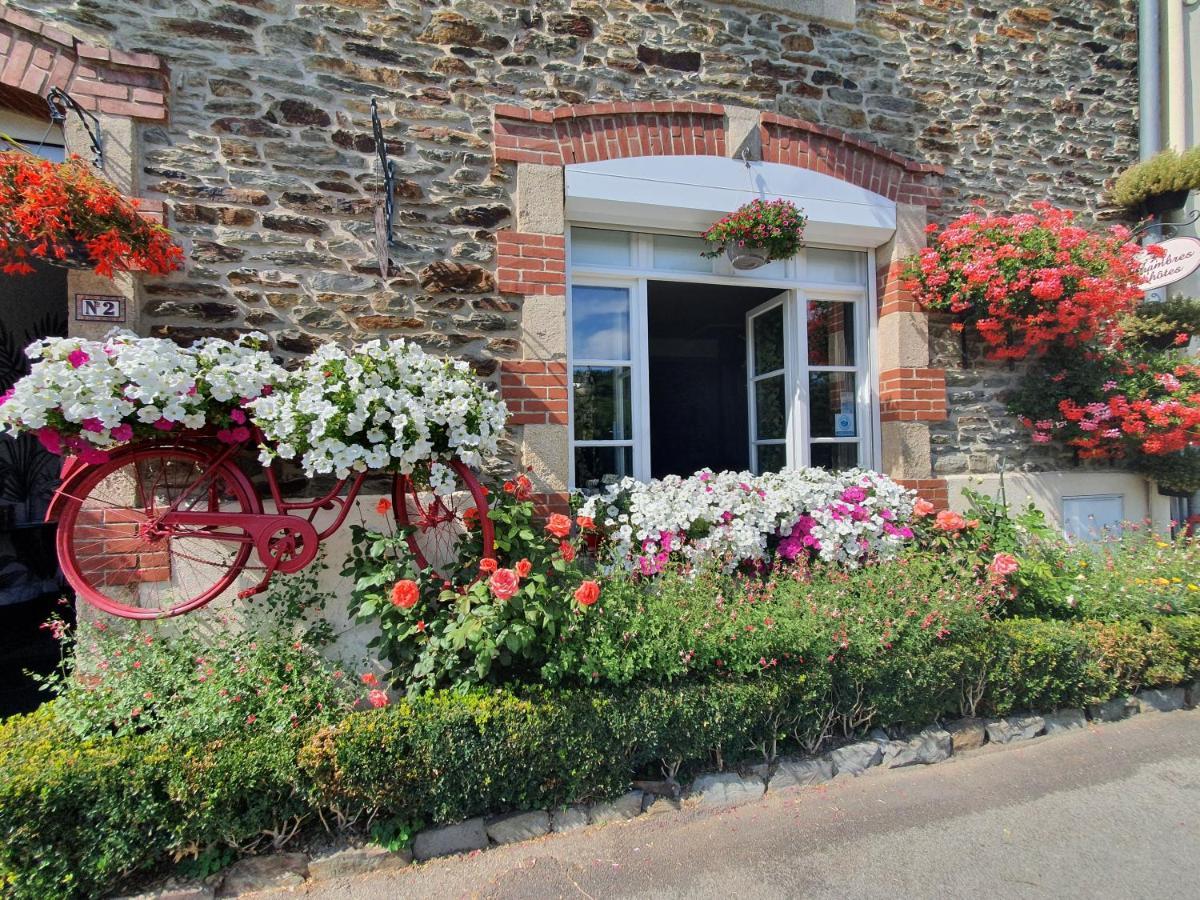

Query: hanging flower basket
0,149,184,278
701,199,806,269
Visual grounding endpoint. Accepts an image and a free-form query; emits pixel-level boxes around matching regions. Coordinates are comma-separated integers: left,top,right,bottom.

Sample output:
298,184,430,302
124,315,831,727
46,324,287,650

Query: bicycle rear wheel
393,459,495,584
56,446,259,619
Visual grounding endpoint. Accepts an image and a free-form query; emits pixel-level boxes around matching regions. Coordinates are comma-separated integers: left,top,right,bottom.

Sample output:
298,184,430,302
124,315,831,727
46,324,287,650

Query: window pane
574,445,634,492
752,304,784,375
754,374,787,440
1063,495,1124,543
807,248,865,283
573,366,632,441
808,300,856,366
809,372,857,438
756,443,786,474
653,234,711,272
572,285,631,360
810,442,859,470
571,228,631,267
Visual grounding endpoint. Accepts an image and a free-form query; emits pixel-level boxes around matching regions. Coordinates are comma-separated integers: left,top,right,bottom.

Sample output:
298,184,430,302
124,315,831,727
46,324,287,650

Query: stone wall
9,0,1141,478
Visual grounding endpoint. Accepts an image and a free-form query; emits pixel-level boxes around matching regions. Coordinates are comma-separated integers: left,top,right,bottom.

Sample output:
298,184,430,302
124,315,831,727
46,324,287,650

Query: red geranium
904,202,1143,361
0,149,183,278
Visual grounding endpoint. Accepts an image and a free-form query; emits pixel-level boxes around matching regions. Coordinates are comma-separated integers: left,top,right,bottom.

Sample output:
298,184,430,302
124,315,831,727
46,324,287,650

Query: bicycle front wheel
56,446,259,619
393,459,495,584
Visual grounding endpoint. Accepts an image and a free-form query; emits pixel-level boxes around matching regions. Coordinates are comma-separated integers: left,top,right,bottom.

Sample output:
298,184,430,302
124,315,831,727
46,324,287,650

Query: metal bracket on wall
45,87,103,170
371,97,395,246
1130,208,1200,242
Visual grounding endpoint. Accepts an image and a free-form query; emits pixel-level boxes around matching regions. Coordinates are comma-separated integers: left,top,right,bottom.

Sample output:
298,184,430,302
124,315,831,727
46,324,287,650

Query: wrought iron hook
1130,208,1200,242
371,97,395,247
45,87,103,169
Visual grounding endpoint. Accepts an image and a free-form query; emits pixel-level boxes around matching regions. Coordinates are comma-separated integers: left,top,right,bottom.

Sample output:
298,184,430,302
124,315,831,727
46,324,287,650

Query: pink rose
367,689,389,708
988,552,1020,579
489,568,520,600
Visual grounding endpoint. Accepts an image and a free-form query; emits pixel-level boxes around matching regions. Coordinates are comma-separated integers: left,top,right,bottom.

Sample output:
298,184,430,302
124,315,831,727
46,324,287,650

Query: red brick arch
0,5,168,121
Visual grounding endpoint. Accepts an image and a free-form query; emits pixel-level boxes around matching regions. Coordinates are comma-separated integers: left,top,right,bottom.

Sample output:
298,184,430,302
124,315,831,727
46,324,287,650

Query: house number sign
75,293,126,323
1137,237,1200,293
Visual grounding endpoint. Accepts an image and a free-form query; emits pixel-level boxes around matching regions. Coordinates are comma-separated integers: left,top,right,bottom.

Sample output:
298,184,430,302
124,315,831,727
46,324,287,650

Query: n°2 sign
75,293,126,323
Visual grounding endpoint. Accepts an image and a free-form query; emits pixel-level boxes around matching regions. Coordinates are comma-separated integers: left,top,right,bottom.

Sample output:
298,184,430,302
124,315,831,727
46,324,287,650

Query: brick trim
496,230,566,296
879,367,947,422
896,478,949,509
495,101,727,166
877,259,921,317
500,360,567,426
761,113,941,206
0,6,168,121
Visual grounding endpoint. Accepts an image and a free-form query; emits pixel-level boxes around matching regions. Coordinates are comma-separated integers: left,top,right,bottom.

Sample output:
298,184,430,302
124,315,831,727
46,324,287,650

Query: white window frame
567,227,879,489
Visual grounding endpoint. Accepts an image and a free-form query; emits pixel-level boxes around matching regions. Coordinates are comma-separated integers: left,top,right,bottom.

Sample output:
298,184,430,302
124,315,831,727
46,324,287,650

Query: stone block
726,106,761,159
770,755,833,790
485,810,550,845
829,740,883,777
522,423,569,494
944,718,987,752
1088,696,1139,723
588,790,644,825
411,818,488,861
1042,709,1088,735
883,729,952,768
687,772,766,807
216,853,308,897
1136,687,1186,714
307,845,411,881
550,806,589,833
117,886,214,900
985,715,1045,744
877,311,930,371
520,294,566,359
643,794,682,815
516,163,565,234
881,421,933,481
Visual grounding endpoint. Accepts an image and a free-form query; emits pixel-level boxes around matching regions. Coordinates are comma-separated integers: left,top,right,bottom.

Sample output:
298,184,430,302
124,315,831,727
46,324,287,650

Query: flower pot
1137,188,1191,219
725,244,771,270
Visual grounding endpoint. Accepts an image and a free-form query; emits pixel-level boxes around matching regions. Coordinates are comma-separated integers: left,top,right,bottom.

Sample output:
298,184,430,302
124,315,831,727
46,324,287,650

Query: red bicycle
46,428,495,619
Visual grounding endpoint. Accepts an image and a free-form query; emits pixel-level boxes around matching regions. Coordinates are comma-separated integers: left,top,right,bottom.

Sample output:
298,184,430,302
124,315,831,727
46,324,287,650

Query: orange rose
574,580,600,607
559,541,576,562
463,506,479,530
913,498,935,517
375,497,392,515
479,557,498,574
515,558,532,578
576,515,595,530
546,513,572,538
391,579,419,609
489,568,520,600
514,473,533,500
934,509,967,532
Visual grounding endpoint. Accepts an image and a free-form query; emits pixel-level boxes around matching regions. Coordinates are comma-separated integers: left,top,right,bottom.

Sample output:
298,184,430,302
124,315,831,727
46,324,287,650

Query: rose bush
249,339,507,479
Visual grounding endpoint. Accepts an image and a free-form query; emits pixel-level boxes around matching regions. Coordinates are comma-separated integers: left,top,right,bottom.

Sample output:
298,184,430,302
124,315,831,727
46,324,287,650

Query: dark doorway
0,260,69,716
647,280,781,479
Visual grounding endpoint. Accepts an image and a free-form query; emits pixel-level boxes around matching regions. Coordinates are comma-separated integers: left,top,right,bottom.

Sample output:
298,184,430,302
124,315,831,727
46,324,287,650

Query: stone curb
126,686,1197,898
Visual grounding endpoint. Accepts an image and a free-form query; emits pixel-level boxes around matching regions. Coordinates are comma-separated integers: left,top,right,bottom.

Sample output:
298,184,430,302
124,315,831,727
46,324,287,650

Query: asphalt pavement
277,708,1200,899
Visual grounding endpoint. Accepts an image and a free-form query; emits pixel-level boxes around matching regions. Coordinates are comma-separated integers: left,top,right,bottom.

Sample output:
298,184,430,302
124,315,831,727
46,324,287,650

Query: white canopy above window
564,155,896,249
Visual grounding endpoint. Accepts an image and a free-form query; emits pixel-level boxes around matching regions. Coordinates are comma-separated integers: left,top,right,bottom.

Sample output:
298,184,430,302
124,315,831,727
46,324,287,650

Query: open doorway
646,280,782,479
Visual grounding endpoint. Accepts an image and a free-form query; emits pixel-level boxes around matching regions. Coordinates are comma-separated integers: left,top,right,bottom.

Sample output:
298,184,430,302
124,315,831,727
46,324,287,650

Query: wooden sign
1138,237,1200,292
75,293,125,322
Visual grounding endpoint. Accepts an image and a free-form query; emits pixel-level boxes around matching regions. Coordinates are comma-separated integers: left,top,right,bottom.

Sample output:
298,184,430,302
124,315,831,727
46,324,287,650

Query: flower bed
579,467,915,574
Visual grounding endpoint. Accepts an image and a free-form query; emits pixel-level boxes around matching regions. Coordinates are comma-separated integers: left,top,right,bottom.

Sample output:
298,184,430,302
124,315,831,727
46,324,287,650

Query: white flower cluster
579,467,915,573
247,339,506,479
0,330,284,460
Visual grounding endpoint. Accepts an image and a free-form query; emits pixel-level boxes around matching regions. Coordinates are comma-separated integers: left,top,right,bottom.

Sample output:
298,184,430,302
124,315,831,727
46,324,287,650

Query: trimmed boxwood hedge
3,615,1198,899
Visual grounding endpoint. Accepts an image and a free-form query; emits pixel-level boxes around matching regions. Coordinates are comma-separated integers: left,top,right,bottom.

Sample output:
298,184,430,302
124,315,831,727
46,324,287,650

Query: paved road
283,709,1200,899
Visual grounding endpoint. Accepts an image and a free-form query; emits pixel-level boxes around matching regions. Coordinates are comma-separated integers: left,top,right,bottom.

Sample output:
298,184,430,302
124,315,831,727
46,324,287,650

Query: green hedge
3,615,1197,899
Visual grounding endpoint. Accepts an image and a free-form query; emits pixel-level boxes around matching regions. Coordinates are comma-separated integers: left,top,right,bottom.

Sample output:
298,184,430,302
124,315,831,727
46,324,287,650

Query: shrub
986,618,1110,714
1111,146,1200,211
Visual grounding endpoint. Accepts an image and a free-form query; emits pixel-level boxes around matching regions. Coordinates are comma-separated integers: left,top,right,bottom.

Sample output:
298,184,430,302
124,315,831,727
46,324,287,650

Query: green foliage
1120,297,1200,350
1111,146,1200,211
987,618,1108,714
343,480,591,694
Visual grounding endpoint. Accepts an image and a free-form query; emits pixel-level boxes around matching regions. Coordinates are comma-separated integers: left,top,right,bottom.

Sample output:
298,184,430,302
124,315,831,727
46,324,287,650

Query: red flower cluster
0,150,183,277
700,198,806,261
904,202,1143,360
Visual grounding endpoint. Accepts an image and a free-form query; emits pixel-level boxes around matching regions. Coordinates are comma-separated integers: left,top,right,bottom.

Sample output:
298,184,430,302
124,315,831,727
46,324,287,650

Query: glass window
807,248,866,283
575,445,634,491
570,228,632,267
756,443,787,473
807,300,856,367
752,305,785,375
1063,495,1124,543
652,234,712,272
573,367,632,442
571,285,631,360
809,372,857,439
810,442,858,470
754,376,787,440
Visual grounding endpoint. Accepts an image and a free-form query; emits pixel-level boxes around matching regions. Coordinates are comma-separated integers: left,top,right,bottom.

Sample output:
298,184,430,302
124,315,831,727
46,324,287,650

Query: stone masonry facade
0,0,1141,497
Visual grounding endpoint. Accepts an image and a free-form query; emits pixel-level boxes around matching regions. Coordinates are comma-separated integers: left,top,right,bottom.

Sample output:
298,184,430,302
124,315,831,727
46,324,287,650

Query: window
568,228,876,489
1062,495,1124,543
